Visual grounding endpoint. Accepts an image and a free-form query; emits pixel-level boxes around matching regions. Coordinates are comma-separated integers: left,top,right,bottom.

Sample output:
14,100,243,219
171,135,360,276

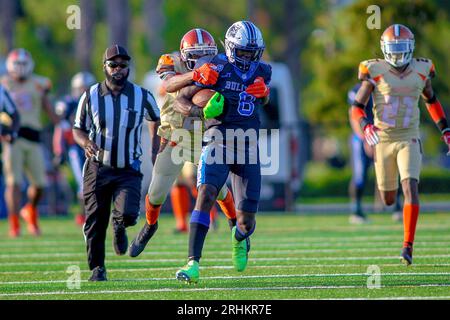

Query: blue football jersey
195,54,272,131
58,95,79,121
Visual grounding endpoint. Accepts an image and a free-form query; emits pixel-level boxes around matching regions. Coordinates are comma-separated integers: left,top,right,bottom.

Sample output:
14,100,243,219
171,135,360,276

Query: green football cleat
231,226,250,272
176,260,199,284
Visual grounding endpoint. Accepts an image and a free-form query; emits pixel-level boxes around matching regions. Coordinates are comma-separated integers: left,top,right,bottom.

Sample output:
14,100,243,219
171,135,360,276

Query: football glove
363,124,380,146
441,129,450,156
203,92,224,119
192,63,219,86
246,77,270,98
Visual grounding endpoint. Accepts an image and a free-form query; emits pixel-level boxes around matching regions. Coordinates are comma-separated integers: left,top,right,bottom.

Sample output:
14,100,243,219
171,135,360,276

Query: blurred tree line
0,0,320,99
0,0,448,157
302,0,450,156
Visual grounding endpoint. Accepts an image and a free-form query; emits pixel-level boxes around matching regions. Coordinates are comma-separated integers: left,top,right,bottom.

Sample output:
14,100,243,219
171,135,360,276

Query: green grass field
1,212,450,300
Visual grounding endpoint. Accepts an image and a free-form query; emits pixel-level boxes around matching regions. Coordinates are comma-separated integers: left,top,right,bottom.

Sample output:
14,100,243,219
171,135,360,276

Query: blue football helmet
225,21,265,72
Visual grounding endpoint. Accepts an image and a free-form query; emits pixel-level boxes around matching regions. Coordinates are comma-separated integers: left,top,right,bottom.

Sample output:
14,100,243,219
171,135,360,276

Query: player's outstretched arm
42,93,60,125
350,80,379,146
164,72,194,93
421,79,450,153
163,63,218,93
173,84,203,118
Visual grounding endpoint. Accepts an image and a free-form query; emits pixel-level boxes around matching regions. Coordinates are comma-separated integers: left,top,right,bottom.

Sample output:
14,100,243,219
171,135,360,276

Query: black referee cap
103,45,131,63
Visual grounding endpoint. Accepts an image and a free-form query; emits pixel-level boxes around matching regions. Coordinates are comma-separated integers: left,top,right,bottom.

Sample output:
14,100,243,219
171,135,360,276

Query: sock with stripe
234,223,256,242
145,194,161,226
210,205,218,225
216,191,237,228
170,185,190,231
403,203,419,248
188,210,210,262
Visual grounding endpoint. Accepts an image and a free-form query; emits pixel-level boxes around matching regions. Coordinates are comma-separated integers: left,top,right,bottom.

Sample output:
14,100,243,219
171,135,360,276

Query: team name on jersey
224,81,246,92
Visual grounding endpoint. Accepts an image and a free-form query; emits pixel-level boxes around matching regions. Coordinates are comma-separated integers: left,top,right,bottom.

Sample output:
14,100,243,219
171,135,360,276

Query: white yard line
1,247,449,259
1,283,450,297
2,263,450,275
325,296,450,300
1,234,450,247
2,254,450,267
1,272,450,285
1,241,450,250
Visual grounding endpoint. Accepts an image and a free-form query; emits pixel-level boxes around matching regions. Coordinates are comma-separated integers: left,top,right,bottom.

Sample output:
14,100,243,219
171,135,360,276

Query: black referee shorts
82,158,143,269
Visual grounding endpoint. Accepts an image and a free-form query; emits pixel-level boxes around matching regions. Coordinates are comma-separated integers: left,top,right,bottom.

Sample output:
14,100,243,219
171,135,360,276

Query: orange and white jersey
155,52,195,142
358,58,435,142
0,74,51,131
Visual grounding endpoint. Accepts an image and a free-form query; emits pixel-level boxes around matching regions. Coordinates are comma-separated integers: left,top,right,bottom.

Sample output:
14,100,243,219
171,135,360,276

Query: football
192,89,216,108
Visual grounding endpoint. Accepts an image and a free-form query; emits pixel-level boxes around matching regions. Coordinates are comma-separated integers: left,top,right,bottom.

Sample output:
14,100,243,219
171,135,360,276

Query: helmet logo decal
227,25,240,38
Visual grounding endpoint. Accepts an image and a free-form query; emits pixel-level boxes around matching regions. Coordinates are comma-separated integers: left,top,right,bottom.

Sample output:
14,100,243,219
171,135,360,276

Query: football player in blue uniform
53,72,96,226
172,21,272,283
348,83,375,224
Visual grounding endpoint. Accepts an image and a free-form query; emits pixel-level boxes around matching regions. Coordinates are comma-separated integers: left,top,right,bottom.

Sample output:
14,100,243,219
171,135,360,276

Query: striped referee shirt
0,85,17,118
73,80,160,168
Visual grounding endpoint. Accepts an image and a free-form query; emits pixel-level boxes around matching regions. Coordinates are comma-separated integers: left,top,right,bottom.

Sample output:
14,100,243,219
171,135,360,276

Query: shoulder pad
258,61,272,83
358,59,385,82
156,54,176,74
215,53,228,63
258,61,272,72
33,75,52,92
414,58,435,79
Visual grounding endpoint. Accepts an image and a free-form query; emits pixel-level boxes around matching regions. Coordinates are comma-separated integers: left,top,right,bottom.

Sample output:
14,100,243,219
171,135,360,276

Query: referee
73,45,161,281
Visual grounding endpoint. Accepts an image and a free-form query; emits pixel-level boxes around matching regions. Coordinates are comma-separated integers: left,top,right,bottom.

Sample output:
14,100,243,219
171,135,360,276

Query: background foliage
0,0,449,161
302,0,450,144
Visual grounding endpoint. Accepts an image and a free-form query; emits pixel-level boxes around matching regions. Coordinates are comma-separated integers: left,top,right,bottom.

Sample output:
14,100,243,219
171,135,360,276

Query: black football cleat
400,246,413,266
129,222,158,257
89,266,107,281
113,220,128,256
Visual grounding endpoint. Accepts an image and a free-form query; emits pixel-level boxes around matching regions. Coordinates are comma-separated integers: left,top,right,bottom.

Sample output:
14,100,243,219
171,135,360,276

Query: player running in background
351,24,450,265
1,48,59,237
348,83,402,224
174,21,271,283
0,84,21,236
53,71,96,226
129,28,237,257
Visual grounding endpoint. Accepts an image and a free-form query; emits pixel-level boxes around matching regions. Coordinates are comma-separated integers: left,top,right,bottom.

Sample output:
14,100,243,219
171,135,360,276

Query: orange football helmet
380,24,415,68
180,28,218,70
6,48,35,80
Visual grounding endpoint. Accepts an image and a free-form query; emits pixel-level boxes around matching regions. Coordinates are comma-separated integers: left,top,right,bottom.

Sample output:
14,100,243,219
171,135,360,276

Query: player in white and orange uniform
129,29,237,257
1,48,59,237
351,24,450,265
